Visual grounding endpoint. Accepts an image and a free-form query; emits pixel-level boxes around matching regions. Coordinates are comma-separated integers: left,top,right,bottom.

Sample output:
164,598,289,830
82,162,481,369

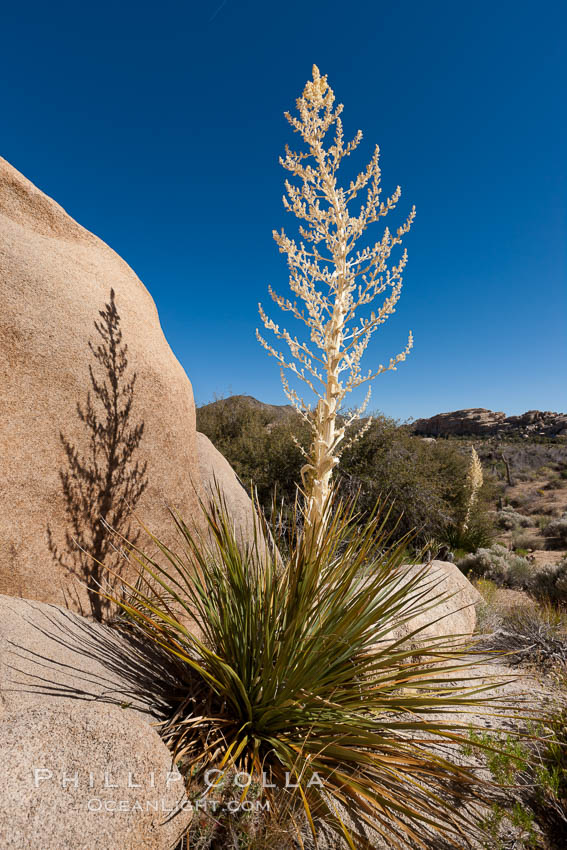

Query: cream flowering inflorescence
257,65,415,542
463,446,484,532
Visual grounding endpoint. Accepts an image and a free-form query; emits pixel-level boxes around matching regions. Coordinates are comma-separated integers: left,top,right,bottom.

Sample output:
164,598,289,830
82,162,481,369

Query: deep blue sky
2,0,565,420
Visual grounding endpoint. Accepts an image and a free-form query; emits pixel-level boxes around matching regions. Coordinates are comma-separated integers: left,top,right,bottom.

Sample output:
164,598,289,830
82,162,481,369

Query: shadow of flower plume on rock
47,288,149,620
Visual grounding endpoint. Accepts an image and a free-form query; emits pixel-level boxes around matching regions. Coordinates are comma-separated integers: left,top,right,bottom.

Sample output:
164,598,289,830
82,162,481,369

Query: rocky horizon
412,407,567,438
199,396,567,439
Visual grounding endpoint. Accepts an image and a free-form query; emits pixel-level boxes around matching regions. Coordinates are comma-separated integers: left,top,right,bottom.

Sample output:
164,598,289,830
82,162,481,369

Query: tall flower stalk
257,66,414,544
463,446,483,532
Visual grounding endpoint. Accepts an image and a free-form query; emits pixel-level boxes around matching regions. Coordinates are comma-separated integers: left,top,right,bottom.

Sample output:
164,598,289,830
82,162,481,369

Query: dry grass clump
510,530,540,551
478,604,567,670
176,766,304,850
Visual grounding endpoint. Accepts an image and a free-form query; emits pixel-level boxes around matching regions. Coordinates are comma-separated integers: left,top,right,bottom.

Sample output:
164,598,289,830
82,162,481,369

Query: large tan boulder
0,157,206,610
0,703,191,850
377,560,482,652
0,593,192,848
0,593,173,721
196,431,257,540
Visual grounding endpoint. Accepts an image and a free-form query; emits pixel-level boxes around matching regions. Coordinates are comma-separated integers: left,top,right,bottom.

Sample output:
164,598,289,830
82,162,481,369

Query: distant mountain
197,395,298,423
412,409,567,439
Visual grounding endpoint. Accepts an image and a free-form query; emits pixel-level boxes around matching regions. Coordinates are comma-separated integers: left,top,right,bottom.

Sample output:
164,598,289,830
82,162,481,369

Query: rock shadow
2,597,190,723
47,288,149,620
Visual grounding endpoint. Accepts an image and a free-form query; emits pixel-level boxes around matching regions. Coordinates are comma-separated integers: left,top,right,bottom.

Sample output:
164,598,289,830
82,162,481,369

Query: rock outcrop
413,408,567,438
0,157,252,612
0,593,192,848
0,703,191,850
385,560,482,650
0,594,178,721
196,431,257,539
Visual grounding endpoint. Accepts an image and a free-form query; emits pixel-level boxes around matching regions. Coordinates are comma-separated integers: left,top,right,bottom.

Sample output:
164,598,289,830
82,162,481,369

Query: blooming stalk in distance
257,65,415,543
463,445,483,532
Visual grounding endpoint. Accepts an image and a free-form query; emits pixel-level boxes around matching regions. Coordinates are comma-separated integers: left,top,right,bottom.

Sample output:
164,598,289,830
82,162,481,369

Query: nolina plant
443,447,491,552
107,495,523,849
463,446,483,533
257,65,414,542
100,68,539,850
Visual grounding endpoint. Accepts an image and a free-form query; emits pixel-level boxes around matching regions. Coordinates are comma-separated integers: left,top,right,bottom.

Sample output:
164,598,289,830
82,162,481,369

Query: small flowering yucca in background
443,446,492,553
257,65,415,542
463,446,483,533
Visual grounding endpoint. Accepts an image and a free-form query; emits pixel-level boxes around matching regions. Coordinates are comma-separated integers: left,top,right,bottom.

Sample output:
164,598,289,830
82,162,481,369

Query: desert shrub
196,396,311,514
458,546,509,584
341,422,498,550
528,559,567,607
507,558,535,589
534,706,567,843
511,530,538,551
512,493,543,513
543,514,567,550
458,545,532,588
198,399,495,547
462,729,539,849
544,477,566,491
108,495,530,850
496,507,537,531
339,417,464,542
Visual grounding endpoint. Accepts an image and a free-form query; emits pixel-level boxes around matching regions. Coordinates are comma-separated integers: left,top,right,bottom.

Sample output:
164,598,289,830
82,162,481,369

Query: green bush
528,558,567,607
458,545,532,589
197,398,495,548
340,419,496,548
196,396,311,515
463,702,567,848
543,515,567,550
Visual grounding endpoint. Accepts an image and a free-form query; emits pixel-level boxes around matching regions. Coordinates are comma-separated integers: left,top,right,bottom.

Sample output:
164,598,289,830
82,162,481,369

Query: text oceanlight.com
31,767,325,813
